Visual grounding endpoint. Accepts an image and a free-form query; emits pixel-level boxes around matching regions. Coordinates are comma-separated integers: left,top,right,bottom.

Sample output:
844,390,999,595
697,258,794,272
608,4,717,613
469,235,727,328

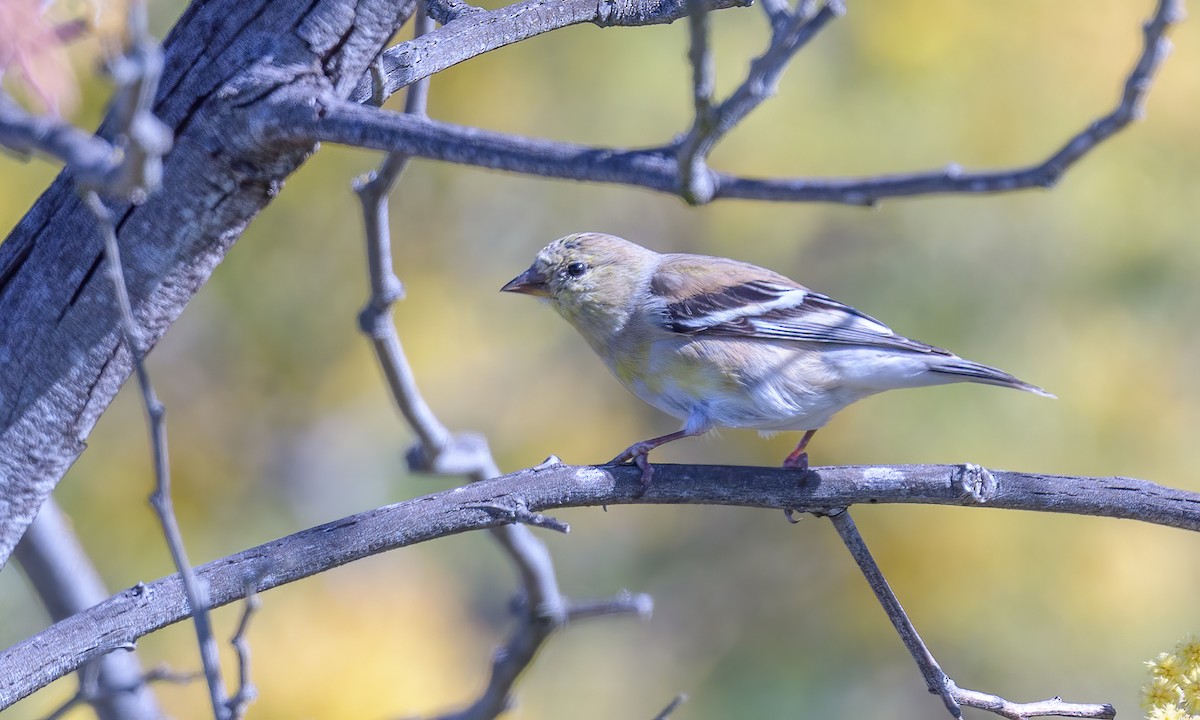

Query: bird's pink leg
611,429,699,491
783,429,818,472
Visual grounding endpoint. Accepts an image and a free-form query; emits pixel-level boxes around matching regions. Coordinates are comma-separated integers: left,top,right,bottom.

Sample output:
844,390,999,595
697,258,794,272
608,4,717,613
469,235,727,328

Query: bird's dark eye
566,261,588,278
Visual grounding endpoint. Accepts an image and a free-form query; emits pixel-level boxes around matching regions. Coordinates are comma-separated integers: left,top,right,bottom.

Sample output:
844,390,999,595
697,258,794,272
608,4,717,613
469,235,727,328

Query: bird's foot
782,450,809,474
611,443,654,496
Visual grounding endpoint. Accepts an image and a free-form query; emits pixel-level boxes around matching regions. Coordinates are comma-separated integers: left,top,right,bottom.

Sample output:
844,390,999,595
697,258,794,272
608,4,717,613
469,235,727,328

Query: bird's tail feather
930,359,1056,399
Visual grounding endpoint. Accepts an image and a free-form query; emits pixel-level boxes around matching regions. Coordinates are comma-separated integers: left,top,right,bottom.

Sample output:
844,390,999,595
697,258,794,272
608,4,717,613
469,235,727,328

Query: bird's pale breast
608,334,871,433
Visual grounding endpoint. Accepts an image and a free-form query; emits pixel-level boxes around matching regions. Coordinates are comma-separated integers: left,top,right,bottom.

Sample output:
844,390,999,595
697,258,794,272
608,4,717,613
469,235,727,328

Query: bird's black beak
501,266,550,297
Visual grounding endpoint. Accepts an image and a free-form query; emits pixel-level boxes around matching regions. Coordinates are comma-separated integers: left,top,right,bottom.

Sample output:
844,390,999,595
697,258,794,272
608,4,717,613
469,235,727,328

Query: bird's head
502,232,660,339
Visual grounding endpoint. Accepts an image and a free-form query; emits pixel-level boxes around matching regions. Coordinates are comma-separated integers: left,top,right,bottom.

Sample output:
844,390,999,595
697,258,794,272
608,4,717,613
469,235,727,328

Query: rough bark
0,0,417,568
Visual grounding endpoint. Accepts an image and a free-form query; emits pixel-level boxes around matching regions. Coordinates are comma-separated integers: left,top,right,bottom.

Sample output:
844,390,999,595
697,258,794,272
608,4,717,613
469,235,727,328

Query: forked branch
828,508,1114,719
296,0,1181,206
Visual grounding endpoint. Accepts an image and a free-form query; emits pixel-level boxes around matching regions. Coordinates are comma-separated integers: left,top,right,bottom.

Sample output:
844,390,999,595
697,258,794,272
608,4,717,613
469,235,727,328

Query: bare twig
651,693,688,720
0,4,169,199
826,508,962,717
706,0,840,141
566,590,654,622
4,462,1200,709
39,664,200,720
96,0,171,203
14,498,161,720
1022,0,1182,192
757,0,791,31
465,502,571,534
81,190,228,720
0,91,120,182
300,0,1179,206
951,691,1116,720
677,0,842,203
827,508,1114,720
225,582,261,720
354,14,446,453
41,3,220,716
353,15,648,717
678,0,716,202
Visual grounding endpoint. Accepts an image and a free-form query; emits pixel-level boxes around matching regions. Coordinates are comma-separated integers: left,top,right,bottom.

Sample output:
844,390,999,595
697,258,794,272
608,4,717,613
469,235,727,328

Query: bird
501,232,1052,489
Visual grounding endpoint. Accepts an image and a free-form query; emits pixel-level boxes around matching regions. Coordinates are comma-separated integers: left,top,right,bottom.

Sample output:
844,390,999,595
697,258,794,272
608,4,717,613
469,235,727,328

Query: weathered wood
0,0,417,568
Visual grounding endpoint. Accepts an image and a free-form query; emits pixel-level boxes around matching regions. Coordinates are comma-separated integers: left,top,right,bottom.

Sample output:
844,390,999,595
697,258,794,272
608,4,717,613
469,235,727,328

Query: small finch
502,232,1052,488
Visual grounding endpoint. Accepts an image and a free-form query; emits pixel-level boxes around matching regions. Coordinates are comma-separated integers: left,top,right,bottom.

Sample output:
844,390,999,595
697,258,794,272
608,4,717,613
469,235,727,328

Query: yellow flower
1180,673,1200,715
1178,635,1200,670
1144,675,1183,711
1150,651,1189,684
1147,706,1191,720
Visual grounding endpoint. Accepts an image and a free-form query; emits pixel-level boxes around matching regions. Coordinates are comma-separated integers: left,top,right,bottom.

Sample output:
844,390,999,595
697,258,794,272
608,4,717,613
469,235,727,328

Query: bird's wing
649,255,947,354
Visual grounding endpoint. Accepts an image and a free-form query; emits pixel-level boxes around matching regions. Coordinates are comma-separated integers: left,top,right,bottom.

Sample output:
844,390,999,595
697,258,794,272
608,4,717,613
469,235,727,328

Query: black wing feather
659,280,948,355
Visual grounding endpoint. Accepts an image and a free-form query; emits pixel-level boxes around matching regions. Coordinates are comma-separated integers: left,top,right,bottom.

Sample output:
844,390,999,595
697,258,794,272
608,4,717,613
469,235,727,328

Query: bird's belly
610,338,870,432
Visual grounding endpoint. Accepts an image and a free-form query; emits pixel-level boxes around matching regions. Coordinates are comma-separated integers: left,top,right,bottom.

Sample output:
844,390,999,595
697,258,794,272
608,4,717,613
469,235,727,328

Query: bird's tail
929,358,1056,398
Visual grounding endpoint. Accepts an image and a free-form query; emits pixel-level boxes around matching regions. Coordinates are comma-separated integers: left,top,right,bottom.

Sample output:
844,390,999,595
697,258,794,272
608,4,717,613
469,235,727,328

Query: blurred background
2,0,1199,717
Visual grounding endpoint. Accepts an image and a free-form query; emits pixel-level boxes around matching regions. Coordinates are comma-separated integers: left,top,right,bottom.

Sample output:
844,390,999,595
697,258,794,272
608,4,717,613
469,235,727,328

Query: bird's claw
611,444,654,497
782,450,809,474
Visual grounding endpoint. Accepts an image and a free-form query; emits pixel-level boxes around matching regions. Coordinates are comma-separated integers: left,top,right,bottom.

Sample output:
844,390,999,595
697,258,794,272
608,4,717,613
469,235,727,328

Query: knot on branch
510,592,570,628
426,0,485,24
955,463,996,503
356,284,405,337
679,162,717,205
595,0,751,27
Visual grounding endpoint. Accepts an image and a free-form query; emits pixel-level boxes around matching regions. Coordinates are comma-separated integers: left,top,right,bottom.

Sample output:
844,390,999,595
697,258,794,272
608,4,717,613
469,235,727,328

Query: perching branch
354,22,649,715
295,0,1180,206
3,461,1199,709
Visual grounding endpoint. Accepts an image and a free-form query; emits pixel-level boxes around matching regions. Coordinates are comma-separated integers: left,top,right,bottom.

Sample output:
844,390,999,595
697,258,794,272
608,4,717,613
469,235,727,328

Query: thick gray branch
349,0,754,104
2,462,1197,707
